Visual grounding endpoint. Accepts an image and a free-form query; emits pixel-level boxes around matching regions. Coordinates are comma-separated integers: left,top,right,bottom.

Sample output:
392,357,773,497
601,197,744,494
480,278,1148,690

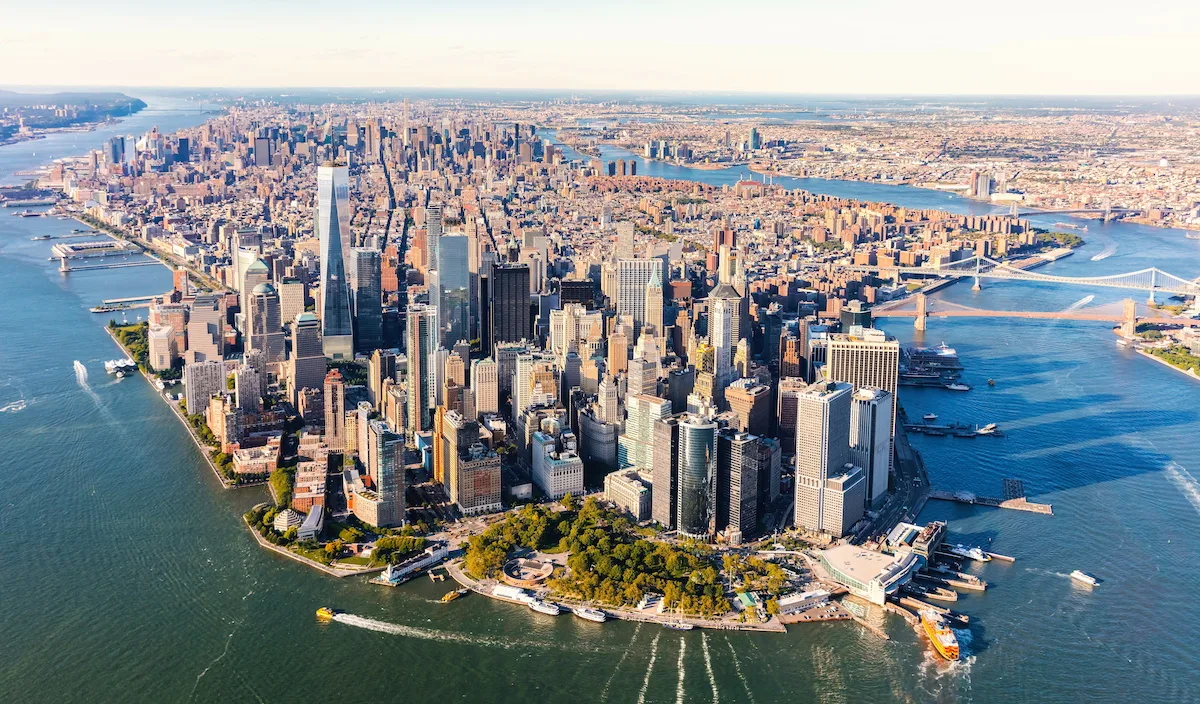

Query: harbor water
0,106,1198,703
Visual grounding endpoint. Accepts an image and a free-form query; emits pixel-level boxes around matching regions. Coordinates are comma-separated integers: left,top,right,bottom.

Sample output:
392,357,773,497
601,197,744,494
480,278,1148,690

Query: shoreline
1136,348,1200,383
242,513,385,579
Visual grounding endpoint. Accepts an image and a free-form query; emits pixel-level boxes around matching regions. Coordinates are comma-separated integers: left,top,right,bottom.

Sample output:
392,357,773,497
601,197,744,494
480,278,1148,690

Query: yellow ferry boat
920,610,960,661
316,607,336,622
441,589,467,603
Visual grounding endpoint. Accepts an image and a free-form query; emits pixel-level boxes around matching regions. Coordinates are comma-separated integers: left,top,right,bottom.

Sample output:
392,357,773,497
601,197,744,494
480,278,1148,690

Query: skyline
4,0,1200,95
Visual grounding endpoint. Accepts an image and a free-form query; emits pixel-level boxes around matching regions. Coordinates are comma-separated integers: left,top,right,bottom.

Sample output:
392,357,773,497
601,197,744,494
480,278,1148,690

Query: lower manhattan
1,1,1199,702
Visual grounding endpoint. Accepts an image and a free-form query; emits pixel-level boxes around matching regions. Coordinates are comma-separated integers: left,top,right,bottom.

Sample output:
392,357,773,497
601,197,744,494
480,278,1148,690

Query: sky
3,0,1199,95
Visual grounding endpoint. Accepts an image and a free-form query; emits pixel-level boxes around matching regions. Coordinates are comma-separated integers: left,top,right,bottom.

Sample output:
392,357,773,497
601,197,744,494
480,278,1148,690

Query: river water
0,109,1197,703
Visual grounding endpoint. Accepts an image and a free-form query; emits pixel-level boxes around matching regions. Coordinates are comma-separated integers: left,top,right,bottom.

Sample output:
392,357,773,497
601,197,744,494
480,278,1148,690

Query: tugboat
316,607,338,622
573,607,608,623
921,610,960,661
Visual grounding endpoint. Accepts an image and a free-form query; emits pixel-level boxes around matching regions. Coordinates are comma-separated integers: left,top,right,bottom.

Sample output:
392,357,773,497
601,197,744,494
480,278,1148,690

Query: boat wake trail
1090,243,1117,261
724,637,757,703
1063,295,1095,311
1165,462,1200,515
636,632,661,704
189,630,235,700
675,638,687,704
1023,567,1071,579
0,399,27,413
601,623,641,702
331,613,605,652
701,633,719,703
74,360,103,407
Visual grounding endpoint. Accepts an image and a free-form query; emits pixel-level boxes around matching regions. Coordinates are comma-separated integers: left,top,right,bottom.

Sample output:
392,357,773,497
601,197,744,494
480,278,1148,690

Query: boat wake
724,637,757,703
1164,462,1200,515
1063,295,1095,312
600,623,641,702
700,634,719,703
0,399,27,413
1023,567,1071,579
331,612,607,652
1090,243,1118,261
635,632,662,704
675,637,687,704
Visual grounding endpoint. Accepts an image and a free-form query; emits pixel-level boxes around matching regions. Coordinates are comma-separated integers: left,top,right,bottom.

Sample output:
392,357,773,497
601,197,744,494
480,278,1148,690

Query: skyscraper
717,430,760,543
708,282,741,395
825,328,899,472
289,312,326,404
490,263,530,349
851,387,893,509
471,358,498,415
676,413,718,539
247,283,285,364
618,394,671,472
361,420,404,527
349,247,383,353
651,417,679,528
426,204,444,272
436,234,471,349
793,381,865,538
725,378,770,436
317,162,354,359
405,304,436,436
324,369,346,451
616,259,664,335
184,360,225,416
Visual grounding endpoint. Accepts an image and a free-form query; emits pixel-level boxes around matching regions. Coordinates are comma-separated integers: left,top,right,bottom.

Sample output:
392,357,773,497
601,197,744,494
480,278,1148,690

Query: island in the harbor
0,90,147,146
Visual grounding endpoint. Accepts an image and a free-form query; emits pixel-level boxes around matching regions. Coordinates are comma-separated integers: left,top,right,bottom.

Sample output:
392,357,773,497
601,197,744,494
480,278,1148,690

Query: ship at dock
901,343,968,389
921,610,960,661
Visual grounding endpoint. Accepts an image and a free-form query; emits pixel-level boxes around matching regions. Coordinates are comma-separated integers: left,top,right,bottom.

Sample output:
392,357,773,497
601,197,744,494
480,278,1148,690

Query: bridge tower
1009,200,1019,218
1147,269,1156,305
972,257,982,291
914,292,928,331
1121,298,1137,338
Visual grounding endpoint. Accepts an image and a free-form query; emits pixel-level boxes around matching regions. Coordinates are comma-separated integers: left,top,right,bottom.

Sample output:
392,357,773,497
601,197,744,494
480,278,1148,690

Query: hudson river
0,109,1198,703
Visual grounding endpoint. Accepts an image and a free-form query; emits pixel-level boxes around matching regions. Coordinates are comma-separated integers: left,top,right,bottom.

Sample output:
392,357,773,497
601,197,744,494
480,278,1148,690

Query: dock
985,551,1016,563
929,490,1053,515
61,260,160,273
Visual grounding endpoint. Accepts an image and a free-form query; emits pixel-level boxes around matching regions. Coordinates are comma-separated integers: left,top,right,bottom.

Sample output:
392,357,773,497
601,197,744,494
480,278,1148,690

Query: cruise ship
921,610,960,661
905,343,963,371
528,599,562,616
573,607,608,623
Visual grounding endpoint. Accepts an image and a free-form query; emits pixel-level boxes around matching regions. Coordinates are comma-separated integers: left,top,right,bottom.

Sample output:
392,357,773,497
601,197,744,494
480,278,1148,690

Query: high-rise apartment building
184,360,225,416
405,304,435,435
316,162,354,359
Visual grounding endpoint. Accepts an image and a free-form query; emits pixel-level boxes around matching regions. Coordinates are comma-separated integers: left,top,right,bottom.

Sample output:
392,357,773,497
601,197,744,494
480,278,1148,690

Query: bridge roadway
874,309,1125,323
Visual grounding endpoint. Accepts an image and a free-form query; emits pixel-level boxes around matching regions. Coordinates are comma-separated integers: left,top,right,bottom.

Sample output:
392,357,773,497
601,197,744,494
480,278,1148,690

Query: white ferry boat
944,382,971,392
528,599,562,616
976,423,999,435
923,413,938,422
573,607,607,623
1070,570,1098,587
946,544,992,562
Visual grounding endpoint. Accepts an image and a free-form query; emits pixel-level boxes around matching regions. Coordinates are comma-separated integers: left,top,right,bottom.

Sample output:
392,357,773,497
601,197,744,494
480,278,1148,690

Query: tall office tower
777,377,808,456
627,356,658,397
246,283,285,363
489,263,530,349
317,162,354,360
234,364,263,413
850,387,893,509
106,135,124,165
780,329,806,380
240,258,269,316
531,420,585,499
253,136,273,167
471,358,498,415
186,294,224,363
361,420,404,527
607,327,629,375
618,395,671,472
436,235,471,349
825,329,899,471
289,312,326,404
716,430,760,544
734,339,751,378
367,349,397,409
793,381,864,538
615,221,635,254
324,369,347,451
597,374,620,425
651,417,680,528
426,204,443,269
676,413,718,539
748,127,761,151
667,367,695,413
616,259,664,335
757,436,782,508
402,306,434,436
444,351,466,390
349,248,383,352
643,267,665,343
183,360,225,415
708,283,740,396
278,278,306,330
439,409,501,515
725,378,771,437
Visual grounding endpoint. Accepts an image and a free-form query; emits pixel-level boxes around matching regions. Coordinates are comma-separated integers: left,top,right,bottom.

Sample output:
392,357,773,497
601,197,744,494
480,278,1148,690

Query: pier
61,260,160,273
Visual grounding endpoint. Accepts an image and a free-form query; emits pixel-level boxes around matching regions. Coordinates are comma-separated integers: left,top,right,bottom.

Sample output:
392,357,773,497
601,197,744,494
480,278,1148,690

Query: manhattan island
58,97,1200,662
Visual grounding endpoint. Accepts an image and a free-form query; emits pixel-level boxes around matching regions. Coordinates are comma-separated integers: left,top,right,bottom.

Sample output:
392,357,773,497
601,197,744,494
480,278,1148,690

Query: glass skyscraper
436,234,470,349
317,163,354,359
676,414,717,539
349,247,383,353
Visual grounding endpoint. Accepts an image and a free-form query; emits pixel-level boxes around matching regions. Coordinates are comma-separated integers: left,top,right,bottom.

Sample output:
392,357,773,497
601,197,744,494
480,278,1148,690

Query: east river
0,105,1198,702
